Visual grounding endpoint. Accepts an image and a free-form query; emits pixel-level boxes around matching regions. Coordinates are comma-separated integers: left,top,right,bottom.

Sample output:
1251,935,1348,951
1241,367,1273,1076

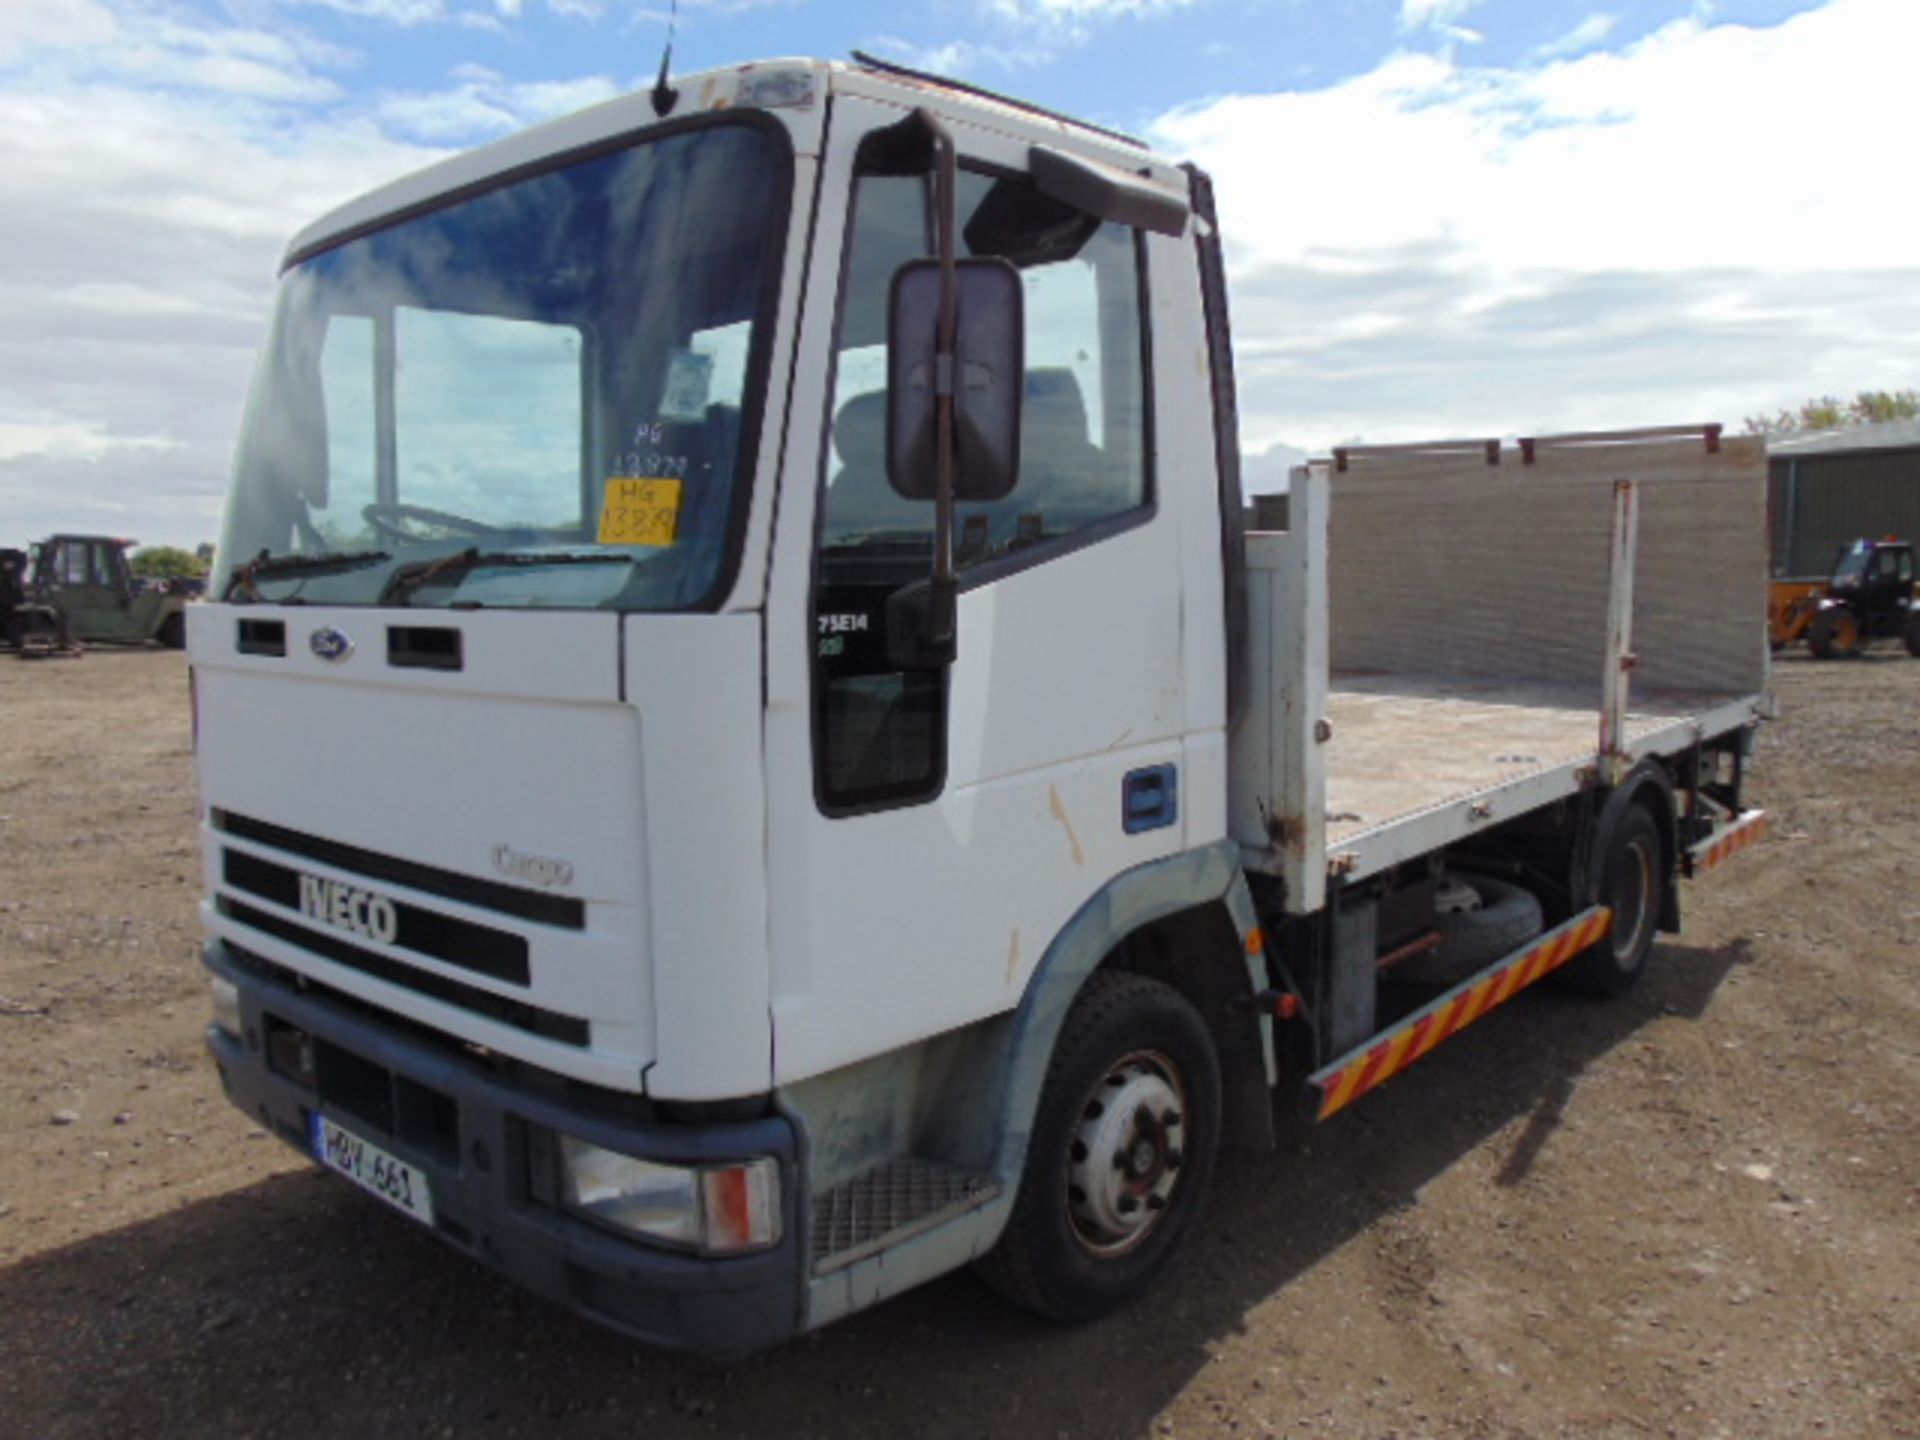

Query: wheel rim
1065,1049,1187,1258
1609,834,1656,968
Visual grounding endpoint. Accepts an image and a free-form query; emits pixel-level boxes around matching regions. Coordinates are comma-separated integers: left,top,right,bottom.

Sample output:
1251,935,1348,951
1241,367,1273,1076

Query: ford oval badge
310,627,353,662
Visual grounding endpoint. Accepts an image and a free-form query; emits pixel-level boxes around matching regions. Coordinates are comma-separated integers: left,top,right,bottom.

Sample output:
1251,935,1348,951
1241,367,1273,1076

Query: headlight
558,1137,781,1254
209,975,242,1039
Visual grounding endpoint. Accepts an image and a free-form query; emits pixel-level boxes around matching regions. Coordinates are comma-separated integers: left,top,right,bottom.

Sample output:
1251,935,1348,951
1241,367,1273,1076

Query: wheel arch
988,841,1273,1197
1101,887,1278,1153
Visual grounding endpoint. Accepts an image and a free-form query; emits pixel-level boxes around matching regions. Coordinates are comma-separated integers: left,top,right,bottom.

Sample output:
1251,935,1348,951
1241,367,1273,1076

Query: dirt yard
2,647,1916,1439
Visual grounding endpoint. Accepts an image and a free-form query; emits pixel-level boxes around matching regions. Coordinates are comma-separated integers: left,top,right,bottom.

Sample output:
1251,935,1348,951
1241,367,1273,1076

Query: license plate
311,1113,435,1226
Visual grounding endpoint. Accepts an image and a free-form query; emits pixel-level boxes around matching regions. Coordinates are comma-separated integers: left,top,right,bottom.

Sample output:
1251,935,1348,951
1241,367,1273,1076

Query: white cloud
875,0,1196,76
0,7,448,547
973,0,1197,49
1399,0,1482,34
512,75,623,118
376,71,620,139
376,86,519,137
0,419,180,465
0,0,118,58
1152,0,1920,450
0,0,650,547
864,35,1044,78
300,0,450,24
1528,12,1618,61
990,0,1194,15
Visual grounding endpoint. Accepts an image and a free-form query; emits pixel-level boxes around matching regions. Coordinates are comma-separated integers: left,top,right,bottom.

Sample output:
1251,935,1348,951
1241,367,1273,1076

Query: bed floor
1322,671,1738,847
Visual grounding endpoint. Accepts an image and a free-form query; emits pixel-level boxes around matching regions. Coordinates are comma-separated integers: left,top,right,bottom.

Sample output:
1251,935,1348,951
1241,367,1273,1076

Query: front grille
262,1014,462,1167
222,847,529,985
213,810,585,930
219,897,590,1046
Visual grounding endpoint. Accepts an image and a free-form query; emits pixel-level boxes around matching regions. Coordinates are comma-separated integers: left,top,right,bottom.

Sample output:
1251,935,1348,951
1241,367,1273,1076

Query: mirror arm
922,107,959,627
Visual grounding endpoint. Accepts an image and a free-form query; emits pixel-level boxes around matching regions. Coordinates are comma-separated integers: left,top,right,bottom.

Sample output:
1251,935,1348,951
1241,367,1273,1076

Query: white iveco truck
196,55,1770,1355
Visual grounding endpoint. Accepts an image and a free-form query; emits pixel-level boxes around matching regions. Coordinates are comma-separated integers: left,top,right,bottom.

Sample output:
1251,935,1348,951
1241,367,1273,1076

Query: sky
2,0,1915,547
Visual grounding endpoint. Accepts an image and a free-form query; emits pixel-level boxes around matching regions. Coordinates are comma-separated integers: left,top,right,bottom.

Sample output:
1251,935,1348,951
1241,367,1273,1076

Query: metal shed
1769,419,1920,577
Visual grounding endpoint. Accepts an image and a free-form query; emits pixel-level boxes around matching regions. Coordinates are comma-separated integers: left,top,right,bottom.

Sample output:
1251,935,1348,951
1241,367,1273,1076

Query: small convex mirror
886,257,1024,503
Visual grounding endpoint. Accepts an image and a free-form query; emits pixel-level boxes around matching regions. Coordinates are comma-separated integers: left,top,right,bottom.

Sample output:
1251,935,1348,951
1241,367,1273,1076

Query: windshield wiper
379,548,634,606
226,549,391,601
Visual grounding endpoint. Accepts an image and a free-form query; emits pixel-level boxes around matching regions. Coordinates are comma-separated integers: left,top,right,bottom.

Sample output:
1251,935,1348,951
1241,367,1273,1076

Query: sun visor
1028,145,1189,238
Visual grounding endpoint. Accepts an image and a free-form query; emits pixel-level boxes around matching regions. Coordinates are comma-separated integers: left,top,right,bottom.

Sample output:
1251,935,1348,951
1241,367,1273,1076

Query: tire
978,970,1221,1322
9,609,63,653
1807,608,1858,659
1557,804,1665,997
1395,876,1543,985
1903,611,1920,658
156,612,186,649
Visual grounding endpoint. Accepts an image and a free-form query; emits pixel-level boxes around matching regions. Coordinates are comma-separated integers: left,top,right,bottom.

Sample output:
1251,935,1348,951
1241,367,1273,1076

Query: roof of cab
280,56,1184,270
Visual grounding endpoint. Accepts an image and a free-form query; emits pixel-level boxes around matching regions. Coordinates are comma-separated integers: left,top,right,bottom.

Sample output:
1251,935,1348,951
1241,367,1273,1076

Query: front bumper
202,942,802,1357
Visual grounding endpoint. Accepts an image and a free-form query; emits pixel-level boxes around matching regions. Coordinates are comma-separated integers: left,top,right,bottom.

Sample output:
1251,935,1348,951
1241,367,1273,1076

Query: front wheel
1903,610,1920,658
1808,608,1859,659
978,971,1221,1322
1558,804,1666,997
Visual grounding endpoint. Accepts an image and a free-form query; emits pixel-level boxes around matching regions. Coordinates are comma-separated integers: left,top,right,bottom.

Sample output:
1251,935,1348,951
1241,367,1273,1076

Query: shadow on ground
1,938,1747,1440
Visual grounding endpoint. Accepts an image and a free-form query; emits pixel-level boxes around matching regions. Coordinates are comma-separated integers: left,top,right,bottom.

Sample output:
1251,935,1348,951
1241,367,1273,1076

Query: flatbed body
1322,673,1762,879
1231,431,1769,912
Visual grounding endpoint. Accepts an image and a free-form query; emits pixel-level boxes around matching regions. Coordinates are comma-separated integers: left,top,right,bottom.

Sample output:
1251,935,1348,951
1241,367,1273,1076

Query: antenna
650,0,679,117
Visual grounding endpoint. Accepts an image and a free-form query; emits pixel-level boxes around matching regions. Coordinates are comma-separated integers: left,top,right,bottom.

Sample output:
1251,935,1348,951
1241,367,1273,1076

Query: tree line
130,542,214,581
1745,389,1920,435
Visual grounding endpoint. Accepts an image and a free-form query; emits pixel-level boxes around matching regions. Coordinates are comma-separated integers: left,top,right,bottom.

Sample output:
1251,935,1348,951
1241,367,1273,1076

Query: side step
1308,904,1614,1122
811,1158,1001,1275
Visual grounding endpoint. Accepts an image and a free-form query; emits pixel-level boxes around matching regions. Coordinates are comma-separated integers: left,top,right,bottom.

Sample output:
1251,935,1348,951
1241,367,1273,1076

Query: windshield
220,118,790,611
1832,543,1870,581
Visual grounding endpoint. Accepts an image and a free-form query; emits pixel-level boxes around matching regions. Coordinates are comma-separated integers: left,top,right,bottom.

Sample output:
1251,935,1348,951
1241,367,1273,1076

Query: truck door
763,97,1196,1084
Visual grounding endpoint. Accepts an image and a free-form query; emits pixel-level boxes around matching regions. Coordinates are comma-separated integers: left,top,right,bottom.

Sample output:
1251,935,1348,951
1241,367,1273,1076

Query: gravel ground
2,647,1916,1439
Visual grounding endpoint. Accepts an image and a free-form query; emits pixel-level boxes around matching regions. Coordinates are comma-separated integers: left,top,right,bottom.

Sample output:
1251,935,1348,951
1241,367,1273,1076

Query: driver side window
820,172,1150,568
811,161,1153,815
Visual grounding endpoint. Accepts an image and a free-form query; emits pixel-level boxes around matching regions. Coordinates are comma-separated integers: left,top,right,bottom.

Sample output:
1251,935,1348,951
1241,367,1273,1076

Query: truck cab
199,57,1237,1353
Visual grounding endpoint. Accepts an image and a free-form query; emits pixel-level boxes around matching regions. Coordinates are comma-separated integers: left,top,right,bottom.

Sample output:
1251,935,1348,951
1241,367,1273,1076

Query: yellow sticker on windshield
598,478,683,547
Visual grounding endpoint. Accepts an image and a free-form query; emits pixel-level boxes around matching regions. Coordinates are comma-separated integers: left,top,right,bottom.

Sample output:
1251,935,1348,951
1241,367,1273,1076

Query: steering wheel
362,503,503,544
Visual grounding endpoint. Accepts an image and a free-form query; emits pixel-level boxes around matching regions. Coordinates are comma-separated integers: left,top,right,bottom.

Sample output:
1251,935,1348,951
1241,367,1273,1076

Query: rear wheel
1904,610,1920,658
156,612,186,649
1558,805,1665,997
1808,608,1859,659
978,970,1220,1322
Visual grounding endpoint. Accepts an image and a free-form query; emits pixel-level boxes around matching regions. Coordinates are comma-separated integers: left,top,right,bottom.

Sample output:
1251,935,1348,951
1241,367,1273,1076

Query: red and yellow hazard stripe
1688,809,1767,874
1308,905,1614,1122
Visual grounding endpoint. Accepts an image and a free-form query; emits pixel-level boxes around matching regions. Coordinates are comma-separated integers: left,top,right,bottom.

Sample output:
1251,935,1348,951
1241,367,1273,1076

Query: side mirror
886,257,1024,503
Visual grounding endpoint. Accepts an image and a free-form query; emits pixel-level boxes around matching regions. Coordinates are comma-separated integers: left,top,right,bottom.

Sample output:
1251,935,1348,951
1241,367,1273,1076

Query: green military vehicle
1,535,190,655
